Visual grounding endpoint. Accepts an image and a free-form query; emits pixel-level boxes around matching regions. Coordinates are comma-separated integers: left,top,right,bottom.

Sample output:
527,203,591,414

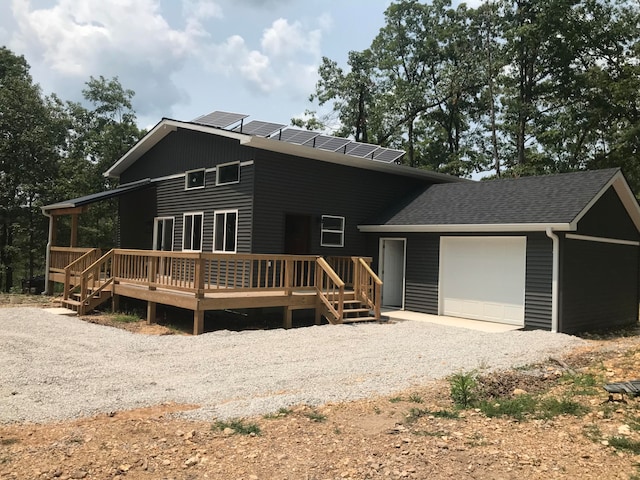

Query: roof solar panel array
191,111,405,164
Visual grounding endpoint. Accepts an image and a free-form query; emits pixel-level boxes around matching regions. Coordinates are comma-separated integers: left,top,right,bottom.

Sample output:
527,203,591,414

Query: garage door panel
440,237,526,326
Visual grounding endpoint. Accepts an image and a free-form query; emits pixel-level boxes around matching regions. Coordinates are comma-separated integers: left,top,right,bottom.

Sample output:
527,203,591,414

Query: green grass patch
263,407,292,419
413,430,448,437
389,396,403,403
212,418,261,436
408,393,424,403
563,372,600,396
478,395,538,421
405,407,459,424
112,313,142,323
304,410,327,423
607,436,640,454
537,397,589,419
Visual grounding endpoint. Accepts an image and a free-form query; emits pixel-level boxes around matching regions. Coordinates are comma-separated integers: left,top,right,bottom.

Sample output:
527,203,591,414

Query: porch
48,247,382,334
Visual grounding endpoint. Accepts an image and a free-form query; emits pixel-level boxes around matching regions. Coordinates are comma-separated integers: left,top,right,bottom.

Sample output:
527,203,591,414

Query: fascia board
357,223,572,233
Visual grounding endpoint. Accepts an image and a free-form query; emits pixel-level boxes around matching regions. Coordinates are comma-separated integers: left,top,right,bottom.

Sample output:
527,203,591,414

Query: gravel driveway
0,308,584,423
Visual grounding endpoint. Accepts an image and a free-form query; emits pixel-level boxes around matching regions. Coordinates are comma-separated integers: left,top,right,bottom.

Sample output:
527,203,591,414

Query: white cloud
261,18,321,58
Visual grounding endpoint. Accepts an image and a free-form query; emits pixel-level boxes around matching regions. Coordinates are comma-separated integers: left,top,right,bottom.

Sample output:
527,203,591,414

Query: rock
117,464,131,473
184,456,199,467
223,427,235,436
70,471,87,479
513,388,528,396
618,424,632,436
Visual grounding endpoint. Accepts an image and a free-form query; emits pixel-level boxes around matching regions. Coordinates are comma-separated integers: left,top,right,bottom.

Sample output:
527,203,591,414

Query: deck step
343,308,372,315
342,316,379,324
62,299,82,306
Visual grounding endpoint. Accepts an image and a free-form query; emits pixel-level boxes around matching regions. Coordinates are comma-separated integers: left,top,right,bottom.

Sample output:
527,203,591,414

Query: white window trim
213,209,239,253
216,161,241,186
185,168,206,190
182,212,204,252
321,215,345,248
153,216,175,251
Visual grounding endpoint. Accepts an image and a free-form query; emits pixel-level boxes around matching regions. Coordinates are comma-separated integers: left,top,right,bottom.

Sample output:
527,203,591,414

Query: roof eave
357,223,573,233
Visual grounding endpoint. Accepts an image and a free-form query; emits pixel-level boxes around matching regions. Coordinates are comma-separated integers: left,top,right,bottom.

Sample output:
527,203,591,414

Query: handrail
315,257,345,323
354,257,382,320
78,250,115,314
62,248,101,300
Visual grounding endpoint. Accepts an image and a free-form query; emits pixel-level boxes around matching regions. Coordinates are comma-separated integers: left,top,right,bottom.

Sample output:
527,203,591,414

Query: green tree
58,76,144,249
0,47,66,291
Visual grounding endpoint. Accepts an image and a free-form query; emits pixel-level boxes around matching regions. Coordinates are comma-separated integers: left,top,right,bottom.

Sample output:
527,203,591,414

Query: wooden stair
59,286,112,315
325,291,379,324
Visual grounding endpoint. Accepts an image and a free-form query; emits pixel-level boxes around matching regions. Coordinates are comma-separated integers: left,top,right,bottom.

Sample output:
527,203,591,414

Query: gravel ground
0,308,585,424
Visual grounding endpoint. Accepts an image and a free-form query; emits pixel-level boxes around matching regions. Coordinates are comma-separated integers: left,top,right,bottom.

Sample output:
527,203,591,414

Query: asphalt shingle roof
369,168,621,226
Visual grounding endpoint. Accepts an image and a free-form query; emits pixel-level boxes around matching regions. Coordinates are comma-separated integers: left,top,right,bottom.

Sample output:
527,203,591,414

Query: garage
439,237,526,326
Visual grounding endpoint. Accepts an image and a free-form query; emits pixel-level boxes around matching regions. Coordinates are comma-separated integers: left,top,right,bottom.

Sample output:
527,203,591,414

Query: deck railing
50,247,99,273
52,249,381,322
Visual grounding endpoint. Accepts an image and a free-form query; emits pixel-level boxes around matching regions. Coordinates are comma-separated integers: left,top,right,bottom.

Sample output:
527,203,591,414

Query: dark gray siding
155,168,254,252
576,187,639,241
383,232,553,328
559,238,639,334
524,233,553,330
118,187,157,249
404,234,440,314
251,153,428,256
120,129,255,183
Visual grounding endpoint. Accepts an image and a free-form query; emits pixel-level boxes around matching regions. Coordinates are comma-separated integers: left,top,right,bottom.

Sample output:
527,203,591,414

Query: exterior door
380,238,406,308
439,236,526,325
284,214,312,254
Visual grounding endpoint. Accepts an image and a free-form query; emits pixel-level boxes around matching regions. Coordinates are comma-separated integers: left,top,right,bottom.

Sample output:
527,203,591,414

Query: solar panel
373,148,405,163
192,111,248,129
303,135,352,152
273,128,321,145
234,120,286,137
344,142,380,158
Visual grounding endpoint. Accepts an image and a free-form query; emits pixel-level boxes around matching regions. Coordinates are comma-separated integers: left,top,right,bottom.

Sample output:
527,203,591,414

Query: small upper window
321,215,345,248
185,169,205,190
216,162,240,186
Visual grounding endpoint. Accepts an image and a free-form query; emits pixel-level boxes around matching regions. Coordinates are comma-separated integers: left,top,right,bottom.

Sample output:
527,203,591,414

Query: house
42,112,640,335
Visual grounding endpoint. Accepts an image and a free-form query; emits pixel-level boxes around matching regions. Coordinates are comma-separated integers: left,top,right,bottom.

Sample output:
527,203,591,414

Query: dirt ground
2,295,640,479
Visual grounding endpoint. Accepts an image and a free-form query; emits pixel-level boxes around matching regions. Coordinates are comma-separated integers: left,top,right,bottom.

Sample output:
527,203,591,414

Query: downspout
545,227,559,333
43,210,53,295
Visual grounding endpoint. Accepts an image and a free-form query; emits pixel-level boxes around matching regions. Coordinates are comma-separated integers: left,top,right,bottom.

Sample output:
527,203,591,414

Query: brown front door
285,214,312,254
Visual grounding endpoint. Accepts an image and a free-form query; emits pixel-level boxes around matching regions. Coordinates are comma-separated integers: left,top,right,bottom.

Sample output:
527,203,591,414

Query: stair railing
315,257,345,324
78,249,115,315
63,248,101,300
353,257,382,320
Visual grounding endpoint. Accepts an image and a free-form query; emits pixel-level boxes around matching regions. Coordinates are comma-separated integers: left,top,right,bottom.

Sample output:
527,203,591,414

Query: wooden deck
48,247,382,334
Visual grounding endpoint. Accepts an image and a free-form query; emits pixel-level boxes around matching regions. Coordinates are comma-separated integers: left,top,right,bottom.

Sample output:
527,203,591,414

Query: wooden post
283,306,292,329
284,259,292,294
315,303,322,325
147,301,156,324
148,256,157,290
112,294,120,313
194,255,205,298
70,214,79,248
51,215,58,246
193,309,204,335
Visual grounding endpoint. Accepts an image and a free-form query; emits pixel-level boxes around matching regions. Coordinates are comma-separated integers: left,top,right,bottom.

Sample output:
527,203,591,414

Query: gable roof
104,118,466,185
359,168,640,233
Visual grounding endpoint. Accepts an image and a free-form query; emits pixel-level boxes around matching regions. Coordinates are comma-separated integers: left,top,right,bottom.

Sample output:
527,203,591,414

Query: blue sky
0,0,482,130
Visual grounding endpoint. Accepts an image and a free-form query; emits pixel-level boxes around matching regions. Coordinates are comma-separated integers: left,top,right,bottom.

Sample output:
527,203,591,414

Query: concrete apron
381,309,521,333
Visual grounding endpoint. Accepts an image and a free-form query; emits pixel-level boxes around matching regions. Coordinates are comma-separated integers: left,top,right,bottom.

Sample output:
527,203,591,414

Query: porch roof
42,178,152,214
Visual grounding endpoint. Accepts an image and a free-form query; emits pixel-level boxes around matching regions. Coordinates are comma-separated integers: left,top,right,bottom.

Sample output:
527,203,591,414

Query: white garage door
440,237,526,326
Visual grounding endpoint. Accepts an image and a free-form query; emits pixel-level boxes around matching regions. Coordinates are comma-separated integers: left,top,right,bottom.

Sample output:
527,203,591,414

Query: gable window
216,162,240,186
183,212,204,251
321,215,345,247
213,210,238,253
185,169,205,190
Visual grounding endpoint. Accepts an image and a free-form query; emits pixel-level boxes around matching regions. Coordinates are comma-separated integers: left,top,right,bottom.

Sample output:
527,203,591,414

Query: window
185,169,205,190
153,217,174,251
183,212,204,251
216,162,240,186
213,210,238,253
321,215,345,247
